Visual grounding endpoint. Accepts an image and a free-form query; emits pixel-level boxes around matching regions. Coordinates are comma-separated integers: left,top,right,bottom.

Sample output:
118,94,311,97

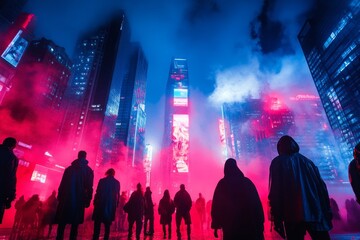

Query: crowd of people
1,135,360,240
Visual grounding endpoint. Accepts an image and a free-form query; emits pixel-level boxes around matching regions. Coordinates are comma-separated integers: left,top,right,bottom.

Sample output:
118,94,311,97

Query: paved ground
1,227,360,240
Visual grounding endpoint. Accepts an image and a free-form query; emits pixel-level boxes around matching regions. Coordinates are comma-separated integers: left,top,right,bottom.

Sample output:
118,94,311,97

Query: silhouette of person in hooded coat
268,135,332,240
211,158,264,240
158,189,175,239
124,183,144,240
55,150,94,240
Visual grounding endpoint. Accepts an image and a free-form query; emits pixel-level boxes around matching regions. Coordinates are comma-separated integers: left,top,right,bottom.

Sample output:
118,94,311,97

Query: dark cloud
185,0,221,24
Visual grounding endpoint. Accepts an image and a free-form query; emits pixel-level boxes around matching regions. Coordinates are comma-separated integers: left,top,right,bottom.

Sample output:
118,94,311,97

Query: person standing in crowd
174,184,192,240
124,183,144,240
55,150,94,240
39,190,58,238
348,143,360,203
211,158,264,240
0,137,18,224
158,189,175,239
269,135,332,240
117,191,128,232
144,186,155,236
92,168,120,240
195,193,206,231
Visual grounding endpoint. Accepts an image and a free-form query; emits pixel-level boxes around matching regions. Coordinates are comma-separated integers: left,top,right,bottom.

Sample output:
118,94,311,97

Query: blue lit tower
298,0,360,162
161,58,190,191
58,11,131,163
112,43,148,172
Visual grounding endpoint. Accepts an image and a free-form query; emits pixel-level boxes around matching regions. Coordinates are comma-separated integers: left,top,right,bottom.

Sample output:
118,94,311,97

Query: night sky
24,0,320,150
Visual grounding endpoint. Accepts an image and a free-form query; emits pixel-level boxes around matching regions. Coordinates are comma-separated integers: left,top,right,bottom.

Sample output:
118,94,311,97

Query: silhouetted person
39,191,58,238
195,193,206,231
92,168,120,240
117,191,128,232
124,183,144,240
174,184,192,240
19,194,42,238
144,186,154,236
268,135,332,240
348,143,360,203
13,195,25,230
158,189,175,239
0,137,18,224
211,158,264,240
55,150,94,240
345,198,360,231
329,198,341,221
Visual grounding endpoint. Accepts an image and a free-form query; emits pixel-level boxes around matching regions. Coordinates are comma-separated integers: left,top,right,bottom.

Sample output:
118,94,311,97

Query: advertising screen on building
1,30,28,67
31,164,48,183
172,114,189,173
174,88,188,106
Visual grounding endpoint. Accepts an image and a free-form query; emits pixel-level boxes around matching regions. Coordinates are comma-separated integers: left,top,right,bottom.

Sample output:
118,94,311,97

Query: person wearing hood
268,135,332,240
0,137,18,224
55,150,94,240
211,158,264,240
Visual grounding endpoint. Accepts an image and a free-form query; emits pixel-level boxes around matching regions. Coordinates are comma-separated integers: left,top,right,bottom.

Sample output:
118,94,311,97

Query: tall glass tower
298,0,360,163
161,58,190,192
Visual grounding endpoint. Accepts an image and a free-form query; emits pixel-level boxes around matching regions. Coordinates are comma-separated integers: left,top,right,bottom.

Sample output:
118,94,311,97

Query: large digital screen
1,30,28,67
31,164,48,183
174,88,188,106
172,114,189,173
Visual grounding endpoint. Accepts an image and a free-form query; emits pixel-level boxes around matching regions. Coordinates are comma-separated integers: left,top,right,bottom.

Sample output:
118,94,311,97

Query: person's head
137,183,142,191
354,143,360,163
146,186,151,192
277,135,300,155
78,150,87,159
3,137,17,149
105,168,115,177
164,189,170,198
224,158,243,178
180,184,185,190
199,193,202,198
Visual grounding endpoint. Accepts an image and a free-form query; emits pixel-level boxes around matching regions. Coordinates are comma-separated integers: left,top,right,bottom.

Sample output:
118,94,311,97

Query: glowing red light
21,14,34,29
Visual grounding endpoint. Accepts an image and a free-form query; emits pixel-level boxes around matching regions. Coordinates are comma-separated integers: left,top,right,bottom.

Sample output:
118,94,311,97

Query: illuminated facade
289,95,341,181
162,58,190,191
112,43,148,171
222,98,295,165
298,0,360,163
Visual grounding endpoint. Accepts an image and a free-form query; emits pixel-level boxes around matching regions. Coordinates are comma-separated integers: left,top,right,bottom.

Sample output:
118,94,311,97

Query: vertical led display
1,30,28,67
172,114,189,172
173,88,188,106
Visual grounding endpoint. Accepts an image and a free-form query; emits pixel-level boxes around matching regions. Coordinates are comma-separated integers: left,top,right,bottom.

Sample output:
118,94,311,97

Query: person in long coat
158,189,175,239
211,158,264,240
348,143,360,203
55,150,94,240
92,168,120,240
174,184,192,240
143,186,154,236
268,135,332,240
0,137,18,224
124,183,144,240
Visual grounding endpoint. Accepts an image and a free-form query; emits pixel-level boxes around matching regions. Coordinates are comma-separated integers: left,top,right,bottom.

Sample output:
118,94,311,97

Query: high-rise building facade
221,97,295,165
113,43,148,171
1,37,71,152
289,94,340,181
298,0,360,163
161,58,190,191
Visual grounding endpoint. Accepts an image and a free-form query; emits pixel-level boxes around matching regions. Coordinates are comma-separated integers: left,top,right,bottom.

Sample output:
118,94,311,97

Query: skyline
24,0,322,154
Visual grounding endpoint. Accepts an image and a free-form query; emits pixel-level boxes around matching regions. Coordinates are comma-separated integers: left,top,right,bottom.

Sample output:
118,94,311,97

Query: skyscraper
1,37,71,151
112,43,148,169
298,0,360,162
161,58,190,191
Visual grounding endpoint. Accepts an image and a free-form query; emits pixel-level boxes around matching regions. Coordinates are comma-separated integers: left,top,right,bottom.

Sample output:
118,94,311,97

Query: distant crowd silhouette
2,135,360,240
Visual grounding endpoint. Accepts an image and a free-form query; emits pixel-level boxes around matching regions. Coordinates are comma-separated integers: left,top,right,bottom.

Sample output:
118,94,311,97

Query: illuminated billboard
31,164,48,183
1,30,28,67
174,88,188,106
172,114,189,173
